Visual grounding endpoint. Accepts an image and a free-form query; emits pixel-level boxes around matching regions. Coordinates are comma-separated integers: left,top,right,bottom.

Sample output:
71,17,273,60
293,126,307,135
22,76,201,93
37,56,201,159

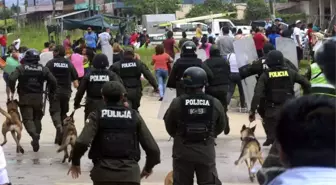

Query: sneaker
31,139,40,152
262,139,273,146
159,97,163,101
55,127,63,146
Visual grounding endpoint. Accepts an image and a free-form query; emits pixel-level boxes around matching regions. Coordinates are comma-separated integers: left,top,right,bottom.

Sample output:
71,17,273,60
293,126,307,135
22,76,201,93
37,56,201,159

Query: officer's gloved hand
74,104,81,110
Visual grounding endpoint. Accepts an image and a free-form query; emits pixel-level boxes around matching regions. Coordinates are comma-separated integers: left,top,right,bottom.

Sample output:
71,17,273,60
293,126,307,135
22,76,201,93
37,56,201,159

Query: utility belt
179,123,213,144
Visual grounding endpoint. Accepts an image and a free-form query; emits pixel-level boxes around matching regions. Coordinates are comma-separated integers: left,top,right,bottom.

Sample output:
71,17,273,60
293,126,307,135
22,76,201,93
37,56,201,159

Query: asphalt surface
0,79,270,185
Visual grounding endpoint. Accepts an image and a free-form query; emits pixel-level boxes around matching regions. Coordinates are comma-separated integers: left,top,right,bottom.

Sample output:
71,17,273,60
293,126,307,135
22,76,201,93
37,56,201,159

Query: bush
276,13,307,24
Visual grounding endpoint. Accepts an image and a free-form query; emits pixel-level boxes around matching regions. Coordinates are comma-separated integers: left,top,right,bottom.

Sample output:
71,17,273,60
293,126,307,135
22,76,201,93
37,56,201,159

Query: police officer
315,37,336,85
45,45,79,145
68,81,161,185
166,41,214,97
74,54,124,120
164,67,225,185
239,43,298,146
204,45,230,134
249,50,310,146
9,49,57,152
110,48,158,111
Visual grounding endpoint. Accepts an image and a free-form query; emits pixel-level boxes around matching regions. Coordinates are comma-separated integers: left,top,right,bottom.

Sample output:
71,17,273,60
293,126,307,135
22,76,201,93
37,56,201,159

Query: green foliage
10,4,20,13
276,13,307,24
244,0,270,21
124,0,182,16
186,0,237,18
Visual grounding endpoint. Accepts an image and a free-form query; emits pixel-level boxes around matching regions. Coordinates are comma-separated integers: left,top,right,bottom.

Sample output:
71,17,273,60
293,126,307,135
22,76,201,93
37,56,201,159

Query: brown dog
56,110,77,163
164,170,173,185
234,125,264,182
0,99,24,154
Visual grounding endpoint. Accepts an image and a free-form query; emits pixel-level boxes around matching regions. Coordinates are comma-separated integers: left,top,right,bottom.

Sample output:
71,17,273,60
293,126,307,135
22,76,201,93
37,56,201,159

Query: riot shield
276,37,298,68
39,52,53,66
173,50,207,63
233,37,258,111
157,88,176,119
275,37,301,97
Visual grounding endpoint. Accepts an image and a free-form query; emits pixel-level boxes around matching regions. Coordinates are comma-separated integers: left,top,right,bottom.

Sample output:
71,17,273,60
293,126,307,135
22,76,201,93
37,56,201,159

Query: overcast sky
4,0,25,6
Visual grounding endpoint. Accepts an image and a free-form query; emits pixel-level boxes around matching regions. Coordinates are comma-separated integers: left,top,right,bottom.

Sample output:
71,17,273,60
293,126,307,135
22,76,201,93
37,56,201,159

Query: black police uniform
46,56,78,144
71,81,160,185
110,59,158,111
166,41,214,97
9,49,57,152
250,51,310,144
74,68,124,120
164,67,225,185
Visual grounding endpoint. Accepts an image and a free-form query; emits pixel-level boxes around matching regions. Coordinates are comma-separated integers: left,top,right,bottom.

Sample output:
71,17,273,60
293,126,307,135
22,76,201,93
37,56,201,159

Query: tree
124,0,181,16
10,4,20,13
186,0,237,18
244,0,270,21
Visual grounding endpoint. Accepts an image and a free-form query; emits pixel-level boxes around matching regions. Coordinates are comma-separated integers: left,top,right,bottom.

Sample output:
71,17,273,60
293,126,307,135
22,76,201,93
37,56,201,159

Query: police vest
18,64,44,94
310,63,336,96
119,60,141,88
88,106,140,161
179,94,214,142
205,57,230,86
265,68,294,104
175,58,203,81
50,59,71,88
87,69,110,99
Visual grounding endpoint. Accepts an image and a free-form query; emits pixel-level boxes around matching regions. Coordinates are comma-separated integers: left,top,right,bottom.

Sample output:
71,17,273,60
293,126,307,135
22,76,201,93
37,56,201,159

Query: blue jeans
1,46,6,57
155,69,168,98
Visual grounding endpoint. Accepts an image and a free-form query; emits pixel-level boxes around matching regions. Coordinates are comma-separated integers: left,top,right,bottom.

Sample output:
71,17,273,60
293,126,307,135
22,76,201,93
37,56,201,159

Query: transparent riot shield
276,37,301,97
276,37,298,68
233,37,259,111
157,88,176,119
196,49,207,62
39,52,53,66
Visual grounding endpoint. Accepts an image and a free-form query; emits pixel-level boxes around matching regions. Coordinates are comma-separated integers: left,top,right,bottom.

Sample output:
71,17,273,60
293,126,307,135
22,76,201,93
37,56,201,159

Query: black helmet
181,41,196,55
266,50,284,67
263,43,275,55
182,66,207,88
92,54,109,69
101,81,126,99
209,44,220,57
315,37,336,85
23,49,40,63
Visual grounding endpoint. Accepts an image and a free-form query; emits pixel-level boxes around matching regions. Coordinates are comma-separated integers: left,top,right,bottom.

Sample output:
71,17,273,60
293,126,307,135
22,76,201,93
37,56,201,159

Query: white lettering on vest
54,63,68,68
89,75,109,82
24,65,42,71
121,62,136,68
185,99,210,106
101,109,132,119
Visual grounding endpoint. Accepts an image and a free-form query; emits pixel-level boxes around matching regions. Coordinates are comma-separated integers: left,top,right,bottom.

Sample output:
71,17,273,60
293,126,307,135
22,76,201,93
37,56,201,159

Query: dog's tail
57,136,72,153
0,107,11,121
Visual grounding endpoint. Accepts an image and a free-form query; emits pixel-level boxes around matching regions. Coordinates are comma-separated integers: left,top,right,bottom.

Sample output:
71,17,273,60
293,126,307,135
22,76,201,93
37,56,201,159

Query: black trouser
85,99,105,120
126,87,142,112
296,46,303,63
94,183,139,185
20,103,43,141
173,159,221,185
257,49,264,58
227,73,246,107
49,93,70,129
263,104,281,142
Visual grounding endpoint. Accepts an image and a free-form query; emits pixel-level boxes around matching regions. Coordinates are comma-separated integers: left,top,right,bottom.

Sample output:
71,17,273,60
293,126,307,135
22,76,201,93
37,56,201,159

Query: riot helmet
92,54,109,69
182,66,208,88
123,47,135,60
101,81,127,102
314,37,336,85
181,41,196,55
23,49,40,63
209,45,221,58
263,43,275,55
265,50,284,67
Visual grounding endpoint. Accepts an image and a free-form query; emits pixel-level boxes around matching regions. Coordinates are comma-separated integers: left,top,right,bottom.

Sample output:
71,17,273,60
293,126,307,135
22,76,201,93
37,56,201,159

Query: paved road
0,80,270,185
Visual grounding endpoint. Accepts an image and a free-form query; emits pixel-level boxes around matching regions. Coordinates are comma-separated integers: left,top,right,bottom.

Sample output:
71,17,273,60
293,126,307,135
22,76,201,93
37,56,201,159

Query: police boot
55,126,63,146
263,139,273,146
31,135,40,152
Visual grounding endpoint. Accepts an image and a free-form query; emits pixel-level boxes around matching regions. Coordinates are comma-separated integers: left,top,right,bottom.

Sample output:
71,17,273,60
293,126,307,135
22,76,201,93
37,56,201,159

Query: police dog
0,99,24,154
56,111,77,163
234,125,264,182
164,170,173,185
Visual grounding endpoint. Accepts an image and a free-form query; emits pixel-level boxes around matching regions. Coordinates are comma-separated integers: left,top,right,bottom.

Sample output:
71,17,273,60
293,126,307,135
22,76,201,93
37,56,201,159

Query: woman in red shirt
253,28,268,58
152,44,173,101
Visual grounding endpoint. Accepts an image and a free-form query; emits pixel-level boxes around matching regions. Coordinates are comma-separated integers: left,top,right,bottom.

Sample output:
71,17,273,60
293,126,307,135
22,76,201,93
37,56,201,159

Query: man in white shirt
226,52,246,108
293,20,303,63
12,35,20,50
268,95,336,185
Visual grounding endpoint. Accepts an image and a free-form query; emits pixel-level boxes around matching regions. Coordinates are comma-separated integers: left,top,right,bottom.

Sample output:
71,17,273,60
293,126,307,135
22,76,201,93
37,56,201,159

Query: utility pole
93,0,96,15
269,0,275,19
155,1,158,14
3,0,7,26
16,0,20,29
88,0,92,16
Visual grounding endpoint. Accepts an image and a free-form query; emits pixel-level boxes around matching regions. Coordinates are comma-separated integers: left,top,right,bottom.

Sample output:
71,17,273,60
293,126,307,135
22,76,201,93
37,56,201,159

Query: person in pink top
70,47,85,82
152,44,173,101
199,35,212,59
